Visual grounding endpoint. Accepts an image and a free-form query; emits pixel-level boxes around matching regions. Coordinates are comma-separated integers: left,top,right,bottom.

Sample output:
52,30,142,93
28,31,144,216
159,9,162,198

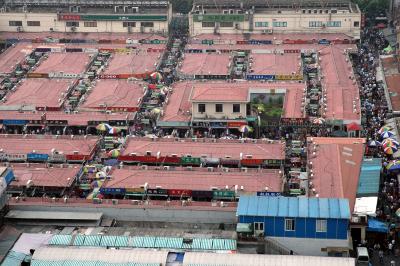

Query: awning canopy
367,218,388,233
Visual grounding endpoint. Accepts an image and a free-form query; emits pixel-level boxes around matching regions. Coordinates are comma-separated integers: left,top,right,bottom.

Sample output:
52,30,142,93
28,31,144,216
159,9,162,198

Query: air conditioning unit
70,26,77,32
207,167,214,172
16,26,23,32
141,165,148,170
186,166,193,171
223,167,230,172
163,166,170,171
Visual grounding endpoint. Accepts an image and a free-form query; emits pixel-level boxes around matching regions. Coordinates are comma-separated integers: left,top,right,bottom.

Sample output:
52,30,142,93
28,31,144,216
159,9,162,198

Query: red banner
227,121,247,128
27,73,49,78
167,189,192,197
117,155,181,164
241,158,264,166
58,14,82,21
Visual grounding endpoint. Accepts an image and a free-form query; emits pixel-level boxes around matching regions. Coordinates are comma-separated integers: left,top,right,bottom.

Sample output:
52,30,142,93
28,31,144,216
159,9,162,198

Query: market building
0,0,172,34
188,0,361,39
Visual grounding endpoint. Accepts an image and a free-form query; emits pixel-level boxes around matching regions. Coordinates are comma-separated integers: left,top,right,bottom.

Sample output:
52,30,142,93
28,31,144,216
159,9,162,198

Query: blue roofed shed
357,158,381,197
237,196,350,240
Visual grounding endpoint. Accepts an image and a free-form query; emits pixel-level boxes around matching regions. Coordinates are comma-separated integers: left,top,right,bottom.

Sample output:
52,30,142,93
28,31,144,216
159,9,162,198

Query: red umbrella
346,122,361,131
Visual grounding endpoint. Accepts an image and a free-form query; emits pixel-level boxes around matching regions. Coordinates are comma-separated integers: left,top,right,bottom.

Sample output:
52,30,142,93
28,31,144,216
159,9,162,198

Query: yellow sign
276,74,303,80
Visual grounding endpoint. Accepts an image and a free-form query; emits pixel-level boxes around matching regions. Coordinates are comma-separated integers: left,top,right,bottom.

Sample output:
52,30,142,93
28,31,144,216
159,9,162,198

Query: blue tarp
367,218,388,233
357,158,382,197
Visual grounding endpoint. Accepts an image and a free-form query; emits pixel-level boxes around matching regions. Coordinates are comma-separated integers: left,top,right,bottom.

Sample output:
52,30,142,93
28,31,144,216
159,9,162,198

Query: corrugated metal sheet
237,196,350,219
130,236,144,247
100,236,116,247
1,250,26,266
141,236,156,248
114,236,129,247
83,235,102,246
49,235,73,245
73,235,85,246
357,158,381,197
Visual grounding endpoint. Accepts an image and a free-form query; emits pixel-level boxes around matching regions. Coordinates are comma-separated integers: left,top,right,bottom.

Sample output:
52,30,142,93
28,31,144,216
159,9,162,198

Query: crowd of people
354,27,400,263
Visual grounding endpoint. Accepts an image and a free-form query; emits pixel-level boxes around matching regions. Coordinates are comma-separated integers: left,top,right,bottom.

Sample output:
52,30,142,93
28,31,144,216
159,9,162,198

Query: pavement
370,249,400,265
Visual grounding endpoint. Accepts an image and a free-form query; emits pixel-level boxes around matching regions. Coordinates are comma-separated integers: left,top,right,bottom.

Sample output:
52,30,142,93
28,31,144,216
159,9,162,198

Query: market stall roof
367,218,388,233
354,197,378,217
103,52,160,75
34,52,90,74
357,158,382,197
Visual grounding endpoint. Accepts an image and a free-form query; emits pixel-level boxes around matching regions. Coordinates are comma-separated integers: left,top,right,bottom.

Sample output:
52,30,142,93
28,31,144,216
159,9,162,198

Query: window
123,22,136,27
326,21,341,27
285,219,295,231
141,22,154,27
220,22,233,27
309,21,323,27
84,21,97,27
316,219,327,232
272,21,287,27
331,9,337,13
313,10,317,13
254,222,264,231
215,104,223,113
308,10,312,14
233,104,240,113
202,22,215,28
302,9,305,14
66,21,79,27
9,21,22,26
255,22,269,27
325,10,329,13
198,104,206,113
27,21,40,26
353,21,360,27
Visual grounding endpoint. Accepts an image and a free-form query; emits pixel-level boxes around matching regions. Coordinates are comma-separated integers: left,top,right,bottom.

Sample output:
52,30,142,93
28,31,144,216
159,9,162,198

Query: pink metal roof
386,74,400,111
0,32,167,41
80,80,144,110
191,82,249,102
160,82,192,123
3,78,71,109
307,137,365,211
180,54,231,75
0,111,42,121
0,43,34,74
319,45,360,122
105,167,282,192
249,53,301,75
9,164,80,188
34,53,90,74
0,134,99,155
103,52,160,74
122,137,285,160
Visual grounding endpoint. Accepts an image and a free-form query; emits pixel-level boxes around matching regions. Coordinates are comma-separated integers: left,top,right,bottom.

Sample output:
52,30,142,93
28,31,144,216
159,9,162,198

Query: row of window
9,20,154,28
198,104,241,113
201,22,234,28
309,21,348,27
203,20,359,29
254,219,327,232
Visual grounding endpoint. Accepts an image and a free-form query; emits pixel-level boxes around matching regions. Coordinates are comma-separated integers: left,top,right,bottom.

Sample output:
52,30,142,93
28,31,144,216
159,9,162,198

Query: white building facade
189,0,361,39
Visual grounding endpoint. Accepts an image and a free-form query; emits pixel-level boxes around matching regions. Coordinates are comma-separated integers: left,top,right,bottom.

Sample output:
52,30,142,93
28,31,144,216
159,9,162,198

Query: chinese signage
256,192,281,197
275,74,303,80
27,153,49,161
193,14,245,22
58,14,167,21
27,73,49,78
213,190,235,198
181,157,201,165
246,74,275,80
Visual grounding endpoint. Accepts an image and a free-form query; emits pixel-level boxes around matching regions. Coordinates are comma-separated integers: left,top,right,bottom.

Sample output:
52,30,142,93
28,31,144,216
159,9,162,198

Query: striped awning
114,236,129,247
154,237,183,249
223,239,236,250
49,235,73,245
141,236,156,248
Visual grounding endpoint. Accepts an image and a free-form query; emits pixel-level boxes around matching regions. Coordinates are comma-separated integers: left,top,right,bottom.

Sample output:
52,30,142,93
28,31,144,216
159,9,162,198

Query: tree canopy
171,0,193,14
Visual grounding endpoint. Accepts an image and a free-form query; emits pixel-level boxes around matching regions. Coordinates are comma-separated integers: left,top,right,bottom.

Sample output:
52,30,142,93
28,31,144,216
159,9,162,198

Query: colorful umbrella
312,118,325,125
150,72,162,80
239,125,253,133
378,126,392,134
108,149,120,158
367,140,381,147
386,160,400,171
381,131,395,139
384,146,398,155
382,138,400,148
96,123,110,132
108,127,121,135
95,171,106,179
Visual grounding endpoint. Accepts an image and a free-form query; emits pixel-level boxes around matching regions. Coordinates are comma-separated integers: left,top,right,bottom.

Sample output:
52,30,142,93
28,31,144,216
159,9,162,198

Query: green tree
352,0,389,17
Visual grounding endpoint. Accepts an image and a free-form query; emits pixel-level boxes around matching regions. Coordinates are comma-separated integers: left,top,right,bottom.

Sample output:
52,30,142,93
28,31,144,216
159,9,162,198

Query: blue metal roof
237,196,350,219
357,158,382,197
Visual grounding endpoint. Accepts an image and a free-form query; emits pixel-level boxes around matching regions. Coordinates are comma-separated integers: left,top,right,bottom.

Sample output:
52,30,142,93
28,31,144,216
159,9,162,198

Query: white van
356,247,370,265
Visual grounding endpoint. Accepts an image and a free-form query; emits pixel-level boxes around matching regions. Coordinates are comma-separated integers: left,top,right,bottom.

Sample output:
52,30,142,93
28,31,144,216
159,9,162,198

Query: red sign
241,158,264,166
167,189,192,197
283,39,295,44
361,13,366,28
58,14,82,21
66,154,89,161
227,121,247,128
284,49,301,53
99,48,115,53
27,73,49,78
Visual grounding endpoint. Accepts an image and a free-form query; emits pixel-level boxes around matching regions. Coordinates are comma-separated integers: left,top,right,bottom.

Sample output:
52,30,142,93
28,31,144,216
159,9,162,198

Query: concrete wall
189,10,361,39
10,204,237,224
0,12,168,33
192,102,247,120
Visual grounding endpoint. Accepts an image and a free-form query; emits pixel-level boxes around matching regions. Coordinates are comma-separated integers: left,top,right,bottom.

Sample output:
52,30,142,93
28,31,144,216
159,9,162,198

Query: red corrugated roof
105,167,282,192
250,53,301,75
307,137,365,211
0,43,35,74
34,53,90,74
9,164,80,188
103,53,160,75
180,54,231,75
4,78,71,109
122,137,285,160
